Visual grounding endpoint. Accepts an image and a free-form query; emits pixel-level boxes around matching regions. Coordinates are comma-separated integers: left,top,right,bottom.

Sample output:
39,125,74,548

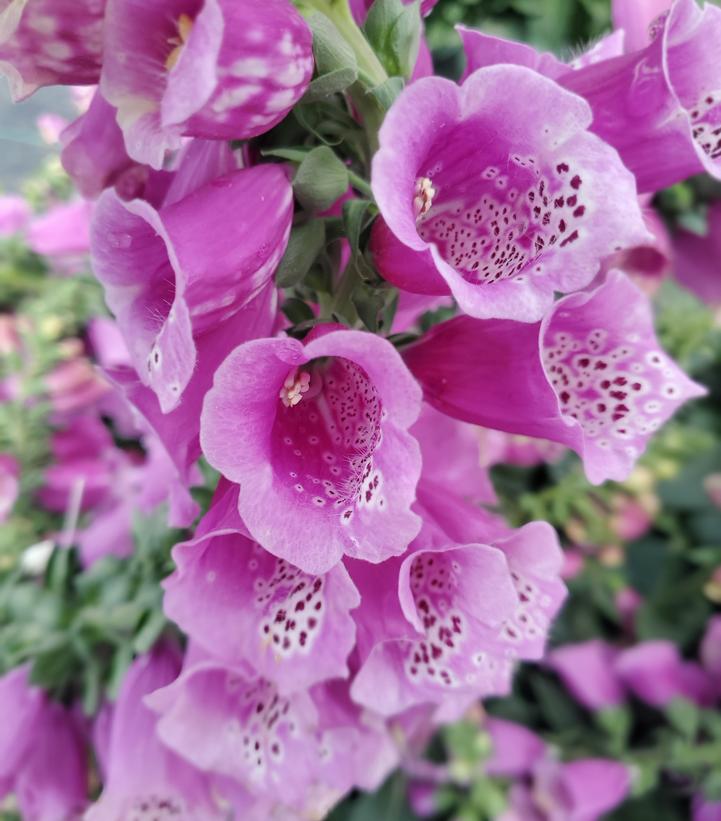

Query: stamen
165,13,194,71
279,369,311,408
414,176,436,219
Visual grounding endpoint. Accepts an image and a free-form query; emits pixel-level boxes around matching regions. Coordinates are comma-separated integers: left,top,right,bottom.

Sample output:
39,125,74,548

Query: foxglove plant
0,0,716,817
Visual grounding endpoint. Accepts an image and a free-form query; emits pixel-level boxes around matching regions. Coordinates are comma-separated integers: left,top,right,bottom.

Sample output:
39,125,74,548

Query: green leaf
282,297,316,325
302,12,359,102
276,220,327,288
365,0,422,78
665,698,700,740
293,146,349,211
369,75,405,110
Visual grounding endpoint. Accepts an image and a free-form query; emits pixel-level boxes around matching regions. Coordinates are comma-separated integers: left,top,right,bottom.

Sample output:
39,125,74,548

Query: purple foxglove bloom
200,326,423,575
700,615,721,696
0,194,30,236
562,0,721,193
107,282,277,496
0,666,43,786
87,643,223,820
404,271,706,484
0,0,105,100
60,89,143,200
371,65,648,321
101,0,313,168
0,666,87,821
13,701,87,821
91,164,292,413
674,201,721,309
146,650,391,812
611,202,672,288
615,640,715,707
547,639,626,711
695,796,721,821
612,0,673,52
27,200,93,274
351,521,565,719
484,717,546,777
0,453,19,523
163,480,360,694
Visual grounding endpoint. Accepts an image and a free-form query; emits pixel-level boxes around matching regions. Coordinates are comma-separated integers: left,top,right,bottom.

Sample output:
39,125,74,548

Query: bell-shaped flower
90,163,293,413
404,271,706,484
562,0,721,193
86,643,223,820
350,518,565,720
0,0,105,100
200,326,423,575
547,639,627,711
371,65,648,321
163,481,361,695
100,0,313,168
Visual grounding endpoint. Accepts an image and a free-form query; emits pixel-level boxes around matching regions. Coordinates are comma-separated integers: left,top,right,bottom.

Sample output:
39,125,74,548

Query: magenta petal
405,270,706,483
201,329,422,574
485,717,546,777
163,503,360,694
87,644,222,820
612,0,674,52
556,759,631,820
0,666,43,783
548,639,626,711
563,0,721,192
91,165,292,412
458,25,567,81
373,65,648,320
0,0,104,100
673,201,721,307
163,0,314,141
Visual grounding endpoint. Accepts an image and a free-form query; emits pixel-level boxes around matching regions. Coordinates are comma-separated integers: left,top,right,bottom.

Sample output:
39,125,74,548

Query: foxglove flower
146,649,397,814
86,644,223,820
563,0,721,192
371,65,647,321
101,0,313,168
547,640,626,711
91,163,292,412
60,90,143,200
163,480,361,694
404,271,706,483
0,667,87,821
674,201,721,309
701,615,721,697
200,327,423,574
0,0,105,100
615,640,716,707
351,520,565,719
0,194,30,236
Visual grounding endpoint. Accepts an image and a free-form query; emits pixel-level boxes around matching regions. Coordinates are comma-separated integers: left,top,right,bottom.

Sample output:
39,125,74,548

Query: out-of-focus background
1,1,720,820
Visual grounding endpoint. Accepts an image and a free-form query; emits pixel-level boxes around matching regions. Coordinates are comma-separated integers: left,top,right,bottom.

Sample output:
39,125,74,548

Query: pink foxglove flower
90,163,292,413
673,201,721,309
0,0,105,100
146,649,397,815
351,520,565,720
563,0,721,192
612,0,673,52
0,194,30,236
0,666,87,821
60,90,143,200
615,640,715,707
100,0,313,168
26,200,93,272
86,644,223,820
200,327,423,574
404,271,706,483
163,481,361,695
547,639,626,711
371,65,648,321
701,615,721,696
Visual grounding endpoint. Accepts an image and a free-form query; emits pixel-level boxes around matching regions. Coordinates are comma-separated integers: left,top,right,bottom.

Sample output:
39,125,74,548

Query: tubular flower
100,0,314,168
404,271,706,483
200,327,423,575
371,65,648,321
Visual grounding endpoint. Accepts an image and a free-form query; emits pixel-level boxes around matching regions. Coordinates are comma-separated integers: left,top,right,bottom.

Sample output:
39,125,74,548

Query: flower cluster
0,0,718,817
